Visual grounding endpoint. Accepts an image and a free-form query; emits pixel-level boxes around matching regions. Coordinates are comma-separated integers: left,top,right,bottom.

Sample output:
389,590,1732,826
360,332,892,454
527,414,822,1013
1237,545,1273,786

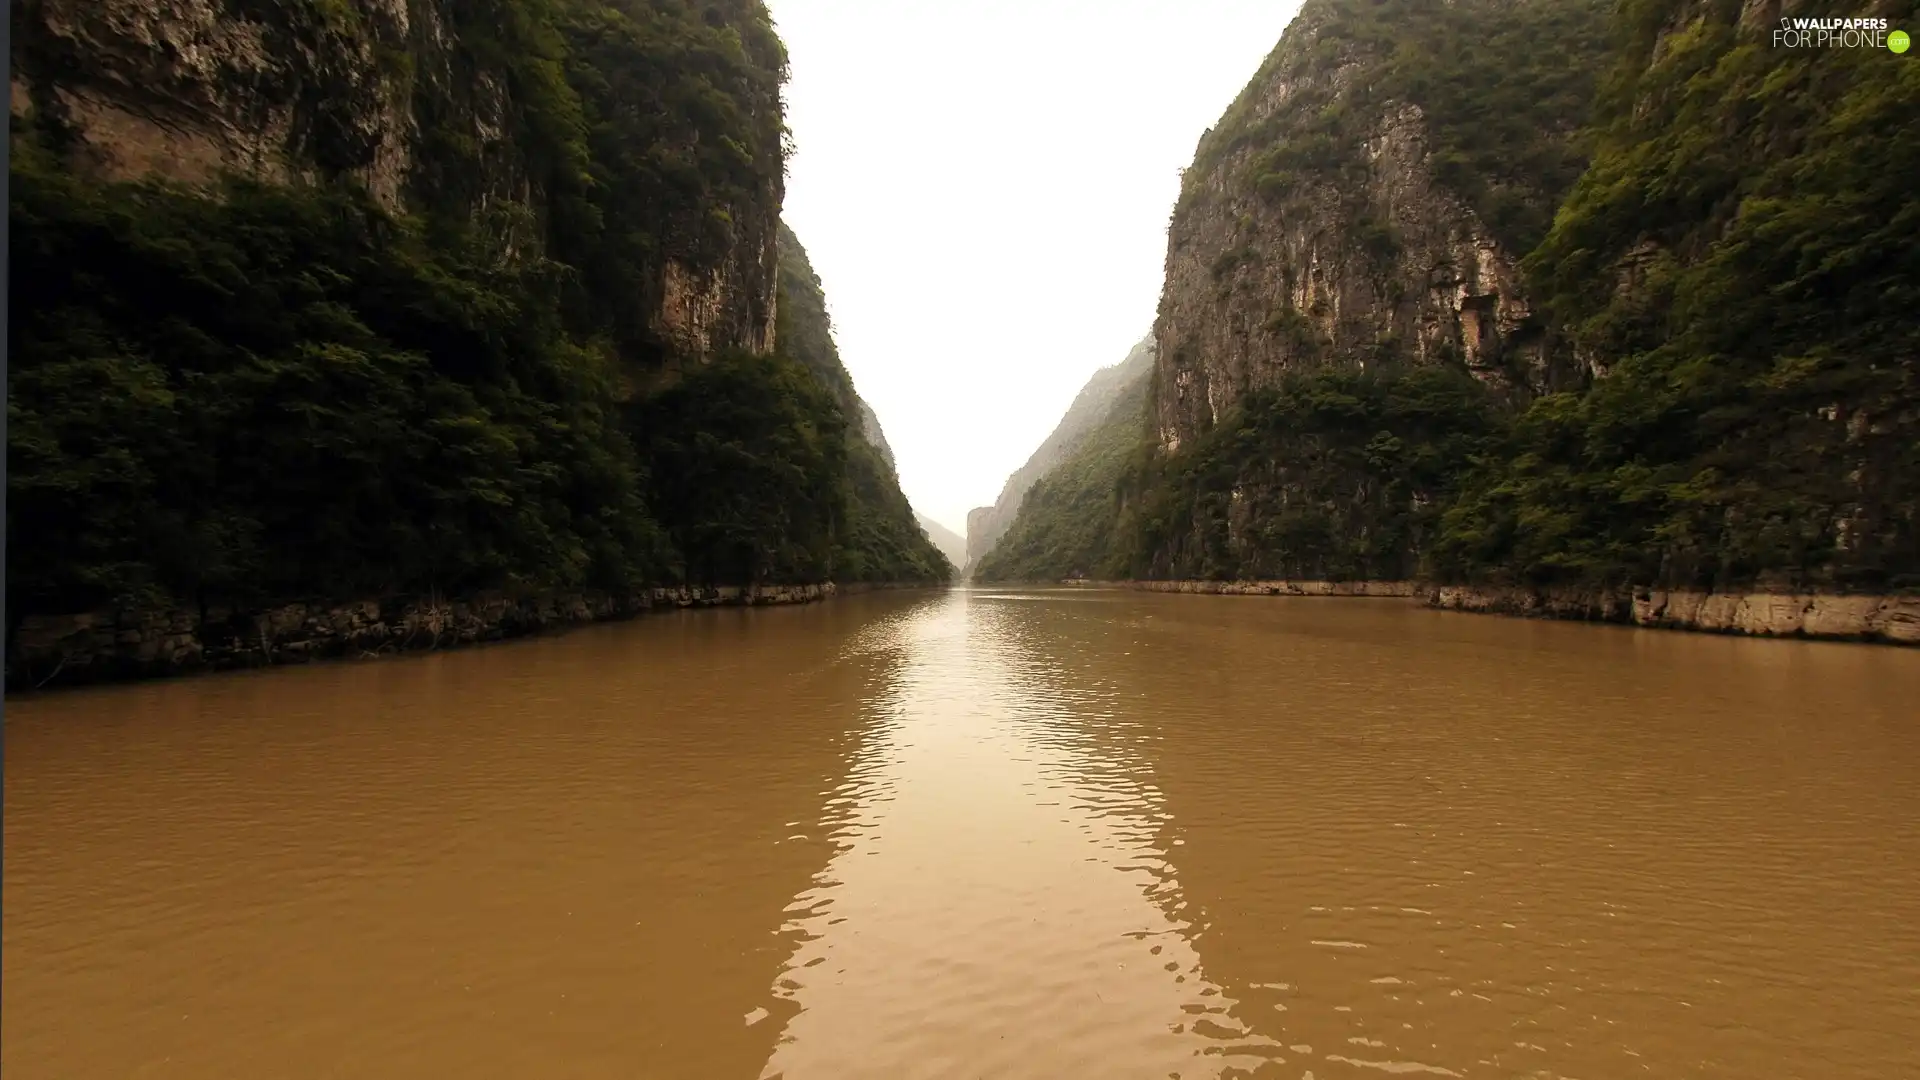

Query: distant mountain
962,335,1155,576
971,367,1150,583
915,513,968,570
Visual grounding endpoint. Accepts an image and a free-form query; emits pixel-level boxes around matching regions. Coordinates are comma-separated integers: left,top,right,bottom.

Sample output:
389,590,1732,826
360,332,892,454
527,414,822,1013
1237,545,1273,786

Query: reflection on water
3,597,919,1079
760,594,1281,1078
6,587,1920,1079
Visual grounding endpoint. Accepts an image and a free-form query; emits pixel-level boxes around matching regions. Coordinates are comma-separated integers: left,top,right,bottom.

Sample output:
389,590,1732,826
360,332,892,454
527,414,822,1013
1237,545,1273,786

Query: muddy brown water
6,588,1918,1079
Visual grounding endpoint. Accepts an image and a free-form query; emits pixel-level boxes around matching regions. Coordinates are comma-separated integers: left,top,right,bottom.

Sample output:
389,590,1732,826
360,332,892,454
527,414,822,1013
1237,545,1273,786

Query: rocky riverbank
6,583,840,693
1425,585,1920,646
1056,578,1918,646
1067,580,1418,597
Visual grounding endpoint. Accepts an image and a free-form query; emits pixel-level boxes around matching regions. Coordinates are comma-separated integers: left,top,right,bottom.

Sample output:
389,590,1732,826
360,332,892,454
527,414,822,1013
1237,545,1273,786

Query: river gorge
6,588,1917,1079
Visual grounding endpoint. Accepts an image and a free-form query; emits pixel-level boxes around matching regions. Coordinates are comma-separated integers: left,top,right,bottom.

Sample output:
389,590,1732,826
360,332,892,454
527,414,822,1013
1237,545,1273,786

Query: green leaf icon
1893,29,1912,53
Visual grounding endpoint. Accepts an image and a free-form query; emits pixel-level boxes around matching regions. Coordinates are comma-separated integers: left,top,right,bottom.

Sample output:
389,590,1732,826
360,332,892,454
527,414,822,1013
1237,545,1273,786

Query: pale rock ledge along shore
1054,580,1918,646
1426,584,1920,646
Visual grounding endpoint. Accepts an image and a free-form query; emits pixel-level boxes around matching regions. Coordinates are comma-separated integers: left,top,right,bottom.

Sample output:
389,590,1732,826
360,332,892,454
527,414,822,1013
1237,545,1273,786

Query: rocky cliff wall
1158,101,1533,452
11,0,432,210
1112,0,1634,583
1151,0,1608,453
10,0,782,365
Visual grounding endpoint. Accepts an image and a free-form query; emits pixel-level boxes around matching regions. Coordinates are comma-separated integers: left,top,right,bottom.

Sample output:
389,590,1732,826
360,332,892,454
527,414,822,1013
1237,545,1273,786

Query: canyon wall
964,335,1156,574
10,0,785,368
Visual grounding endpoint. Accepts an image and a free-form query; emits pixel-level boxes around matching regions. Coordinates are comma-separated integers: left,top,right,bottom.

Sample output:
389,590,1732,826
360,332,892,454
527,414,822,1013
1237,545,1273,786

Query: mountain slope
7,0,944,630
775,225,953,584
916,514,968,570
1133,0,1611,581
1434,0,1920,591
1155,0,1611,455
971,368,1151,583
983,0,1917,597
963,335,1155,574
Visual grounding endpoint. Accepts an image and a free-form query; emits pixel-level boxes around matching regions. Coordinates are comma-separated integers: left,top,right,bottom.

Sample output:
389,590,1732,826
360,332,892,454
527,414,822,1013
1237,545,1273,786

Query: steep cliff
1154,0,1610,454
10,0,785,367
998,0,1916,602
1135,0,1609,579
1434,0,1920,592
774,225,952,584
857,401,896,469
971,367,1152,583
7,0,941,643
962,335,1155,574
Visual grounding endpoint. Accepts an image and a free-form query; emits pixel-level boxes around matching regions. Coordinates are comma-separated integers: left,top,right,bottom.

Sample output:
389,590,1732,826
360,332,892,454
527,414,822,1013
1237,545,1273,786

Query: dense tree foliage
548,0,789,360
1189,0,1610,255
8,0,945,622
993,0,1916,592
8,149,662,615
636,352,844,585
1124,366,1503,582
1437,0,1920,591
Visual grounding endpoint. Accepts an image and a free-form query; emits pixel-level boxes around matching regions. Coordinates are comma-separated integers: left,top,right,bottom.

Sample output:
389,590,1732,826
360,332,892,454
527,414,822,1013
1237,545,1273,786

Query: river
6,587,1918,1079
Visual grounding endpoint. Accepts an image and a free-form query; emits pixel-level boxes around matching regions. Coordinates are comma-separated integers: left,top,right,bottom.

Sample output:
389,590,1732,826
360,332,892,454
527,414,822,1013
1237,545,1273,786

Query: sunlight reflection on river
758,592,1287,1079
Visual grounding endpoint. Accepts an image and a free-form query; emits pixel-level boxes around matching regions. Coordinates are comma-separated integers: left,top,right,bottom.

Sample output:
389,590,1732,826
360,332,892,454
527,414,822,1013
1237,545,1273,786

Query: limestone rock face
1150,0,1600,454
965,335,1156,573
1159,113,1535,450
14,0,454,212
11,0,780,362
656,248,779,362
857,400,896,469
1427,585,1920,646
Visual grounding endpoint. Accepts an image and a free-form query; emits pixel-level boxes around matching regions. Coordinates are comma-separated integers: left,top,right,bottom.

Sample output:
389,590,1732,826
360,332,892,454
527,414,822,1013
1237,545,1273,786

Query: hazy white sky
768,0,1303,536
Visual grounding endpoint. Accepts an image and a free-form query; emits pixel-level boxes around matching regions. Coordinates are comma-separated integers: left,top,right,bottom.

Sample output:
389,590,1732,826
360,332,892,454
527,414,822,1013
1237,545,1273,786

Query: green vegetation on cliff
1190,0,1610,255
991,0,1917,592
1436,0,1920,591
551,0,789,360
9,152,661,614
972,374,1152,583
1127,367,1504,581
774,226,953,584
7,0,944,624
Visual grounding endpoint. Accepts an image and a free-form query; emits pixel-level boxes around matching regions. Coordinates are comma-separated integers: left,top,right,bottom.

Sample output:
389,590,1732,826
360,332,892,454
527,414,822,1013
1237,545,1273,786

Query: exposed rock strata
1426,586,1920,646
11,0,780,362
1149,0,1606,454
1071,580,1416,597
8,584,839,692
12,0,428,209
1157,101,1540,452
1065,579,1919,646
